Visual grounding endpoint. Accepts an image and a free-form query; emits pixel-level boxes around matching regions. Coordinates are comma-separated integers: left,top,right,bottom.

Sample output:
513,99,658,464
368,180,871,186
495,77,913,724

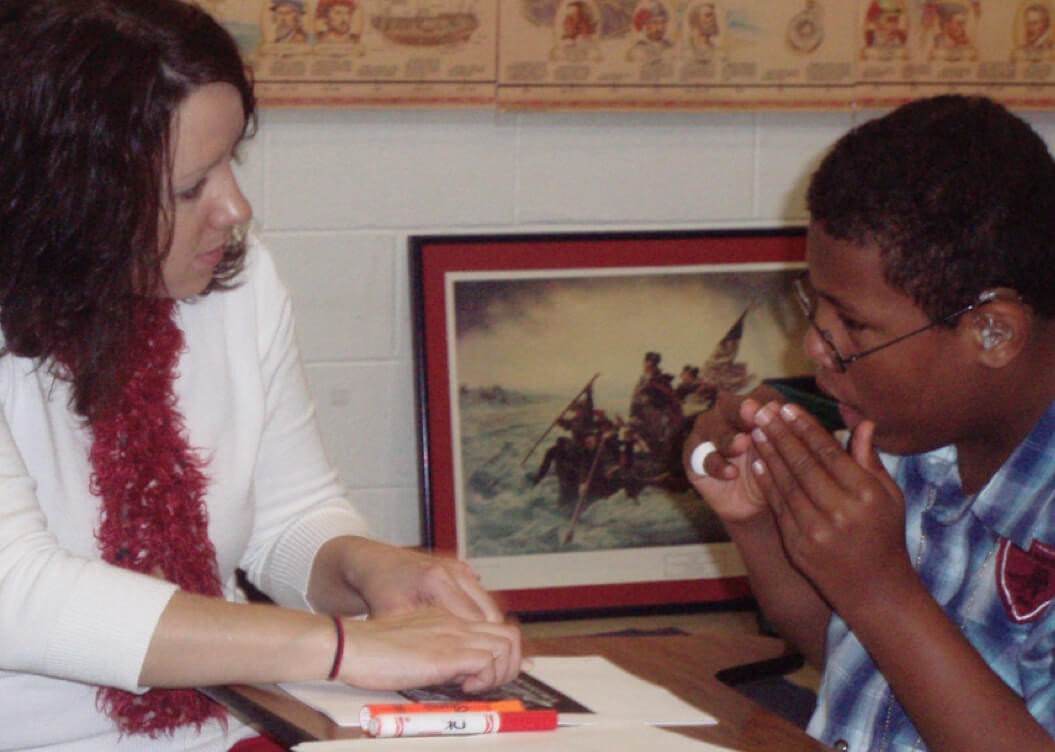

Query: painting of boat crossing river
412,230,812,611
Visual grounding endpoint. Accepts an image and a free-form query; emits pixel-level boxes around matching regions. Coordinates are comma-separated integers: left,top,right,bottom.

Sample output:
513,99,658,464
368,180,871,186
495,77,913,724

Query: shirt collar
907,400,1055,548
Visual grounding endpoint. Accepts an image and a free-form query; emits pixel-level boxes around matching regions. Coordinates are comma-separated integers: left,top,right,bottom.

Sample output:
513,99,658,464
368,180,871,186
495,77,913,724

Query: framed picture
411,228,813,615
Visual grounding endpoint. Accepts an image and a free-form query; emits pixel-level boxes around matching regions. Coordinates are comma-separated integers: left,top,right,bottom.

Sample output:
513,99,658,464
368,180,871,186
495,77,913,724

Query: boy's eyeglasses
792,272,1008,373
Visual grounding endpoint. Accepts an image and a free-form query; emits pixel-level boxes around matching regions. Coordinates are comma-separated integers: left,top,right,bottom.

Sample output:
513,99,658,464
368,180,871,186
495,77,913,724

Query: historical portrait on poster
861,0,910,61
1012,1,1055,62
922,1,979,63
549,0,604,62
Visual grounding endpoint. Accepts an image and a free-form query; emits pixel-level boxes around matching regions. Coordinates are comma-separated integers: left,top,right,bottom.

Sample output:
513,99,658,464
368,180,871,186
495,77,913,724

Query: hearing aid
979,315,1011,350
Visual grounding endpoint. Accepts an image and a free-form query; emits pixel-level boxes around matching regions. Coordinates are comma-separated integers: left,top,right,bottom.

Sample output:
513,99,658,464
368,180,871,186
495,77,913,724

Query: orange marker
358,700,525,730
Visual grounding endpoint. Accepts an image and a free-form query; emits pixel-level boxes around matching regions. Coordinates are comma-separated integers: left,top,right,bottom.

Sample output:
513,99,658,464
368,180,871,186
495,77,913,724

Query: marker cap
498,709,559,732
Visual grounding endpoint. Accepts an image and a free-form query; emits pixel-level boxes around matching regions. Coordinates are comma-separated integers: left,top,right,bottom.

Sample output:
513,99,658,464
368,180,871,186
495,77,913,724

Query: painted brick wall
233,108,1055,546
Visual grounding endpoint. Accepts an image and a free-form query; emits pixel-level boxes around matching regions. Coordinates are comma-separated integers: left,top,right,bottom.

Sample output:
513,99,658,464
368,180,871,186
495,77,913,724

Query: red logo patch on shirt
997,538,1055,623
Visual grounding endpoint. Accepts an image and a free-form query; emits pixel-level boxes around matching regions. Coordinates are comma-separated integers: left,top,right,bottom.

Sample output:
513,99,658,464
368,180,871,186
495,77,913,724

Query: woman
0,0,520,749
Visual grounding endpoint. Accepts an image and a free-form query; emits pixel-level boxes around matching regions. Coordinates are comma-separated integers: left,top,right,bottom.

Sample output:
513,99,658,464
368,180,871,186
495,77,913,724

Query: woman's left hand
319,537,505,624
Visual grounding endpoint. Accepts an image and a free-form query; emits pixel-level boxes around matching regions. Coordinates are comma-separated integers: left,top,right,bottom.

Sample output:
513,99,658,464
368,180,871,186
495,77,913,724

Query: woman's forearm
139,592,335,687
305,535,370,616
140,588,522,693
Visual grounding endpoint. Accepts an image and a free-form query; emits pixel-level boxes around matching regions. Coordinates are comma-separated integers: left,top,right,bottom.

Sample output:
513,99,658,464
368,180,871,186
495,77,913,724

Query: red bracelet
328,615,345,681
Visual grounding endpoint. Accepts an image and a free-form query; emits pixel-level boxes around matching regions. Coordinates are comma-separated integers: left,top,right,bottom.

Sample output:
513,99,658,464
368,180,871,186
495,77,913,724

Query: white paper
279,656,714,729
528,656,714,726
277,682,406,728
293,724,731,751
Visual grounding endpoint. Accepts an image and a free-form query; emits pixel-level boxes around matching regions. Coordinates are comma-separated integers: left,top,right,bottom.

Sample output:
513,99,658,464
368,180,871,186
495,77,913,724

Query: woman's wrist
327,615,345,681
307,536,371,616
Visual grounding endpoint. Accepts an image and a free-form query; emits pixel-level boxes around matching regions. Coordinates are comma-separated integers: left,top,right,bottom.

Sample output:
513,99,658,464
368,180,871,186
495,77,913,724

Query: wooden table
207,631,828,750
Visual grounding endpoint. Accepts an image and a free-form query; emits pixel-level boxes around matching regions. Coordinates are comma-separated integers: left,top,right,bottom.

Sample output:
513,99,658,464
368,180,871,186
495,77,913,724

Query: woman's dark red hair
0,0,257,420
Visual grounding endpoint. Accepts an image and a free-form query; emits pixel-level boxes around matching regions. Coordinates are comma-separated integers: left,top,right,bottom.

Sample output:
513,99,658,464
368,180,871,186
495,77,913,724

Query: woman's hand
339,608,522,693
331,538,505,624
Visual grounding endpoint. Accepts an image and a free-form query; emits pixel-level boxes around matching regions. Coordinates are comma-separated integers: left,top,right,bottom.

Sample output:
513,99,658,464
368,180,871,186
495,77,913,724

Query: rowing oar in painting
561,431,607,546
520,371,600,467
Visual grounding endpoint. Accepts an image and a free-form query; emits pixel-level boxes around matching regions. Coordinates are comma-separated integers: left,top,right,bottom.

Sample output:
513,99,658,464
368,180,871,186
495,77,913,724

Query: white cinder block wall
233,107,1055,547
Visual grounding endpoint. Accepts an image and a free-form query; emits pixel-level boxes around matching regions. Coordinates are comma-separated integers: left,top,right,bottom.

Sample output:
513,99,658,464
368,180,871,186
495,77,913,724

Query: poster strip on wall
497,0,1055,111
203,3,1055,119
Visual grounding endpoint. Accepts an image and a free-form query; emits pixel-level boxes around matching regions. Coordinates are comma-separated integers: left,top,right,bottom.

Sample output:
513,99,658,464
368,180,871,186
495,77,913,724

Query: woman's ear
969,300,1028,368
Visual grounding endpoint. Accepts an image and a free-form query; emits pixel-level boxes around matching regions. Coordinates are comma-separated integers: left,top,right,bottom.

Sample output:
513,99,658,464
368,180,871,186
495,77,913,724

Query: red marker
365,709,559,738
358,700,525,730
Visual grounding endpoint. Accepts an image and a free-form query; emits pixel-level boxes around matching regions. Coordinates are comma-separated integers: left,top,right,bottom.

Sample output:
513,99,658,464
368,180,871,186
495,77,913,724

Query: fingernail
755,405,774,426
751,428,768,443
751,459,766,476
780,404,797,422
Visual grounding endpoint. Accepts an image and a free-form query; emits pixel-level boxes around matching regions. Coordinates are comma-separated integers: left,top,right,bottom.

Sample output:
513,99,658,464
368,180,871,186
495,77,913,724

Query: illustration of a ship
370,10,479,46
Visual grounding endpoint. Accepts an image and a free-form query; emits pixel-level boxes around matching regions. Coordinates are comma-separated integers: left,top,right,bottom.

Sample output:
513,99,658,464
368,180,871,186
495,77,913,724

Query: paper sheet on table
277,680,403,728
279,656,715,728
293,724,730,751
528,656,713,726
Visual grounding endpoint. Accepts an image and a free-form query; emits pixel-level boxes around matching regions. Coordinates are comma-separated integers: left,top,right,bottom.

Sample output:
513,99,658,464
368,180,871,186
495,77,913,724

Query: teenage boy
685,95,1055,751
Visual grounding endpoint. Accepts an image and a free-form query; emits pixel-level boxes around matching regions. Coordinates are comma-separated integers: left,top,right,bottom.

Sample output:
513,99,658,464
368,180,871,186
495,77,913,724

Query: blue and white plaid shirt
807,401,1055,751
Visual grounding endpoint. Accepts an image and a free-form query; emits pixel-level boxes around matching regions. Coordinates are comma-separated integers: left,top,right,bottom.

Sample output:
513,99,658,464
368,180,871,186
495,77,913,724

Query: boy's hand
745,400,914,619
682,387,780,524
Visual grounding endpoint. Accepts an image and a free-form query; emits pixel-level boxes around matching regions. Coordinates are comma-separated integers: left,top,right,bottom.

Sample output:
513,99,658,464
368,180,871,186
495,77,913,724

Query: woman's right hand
682,387,781,524
338,608,522,694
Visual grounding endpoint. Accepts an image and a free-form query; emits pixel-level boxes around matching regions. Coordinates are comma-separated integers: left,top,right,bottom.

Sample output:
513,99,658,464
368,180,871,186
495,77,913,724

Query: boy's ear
970,300,1027,368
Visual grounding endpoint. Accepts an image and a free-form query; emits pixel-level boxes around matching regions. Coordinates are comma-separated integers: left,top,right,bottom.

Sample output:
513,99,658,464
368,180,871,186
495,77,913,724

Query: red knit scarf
86,299,226,736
